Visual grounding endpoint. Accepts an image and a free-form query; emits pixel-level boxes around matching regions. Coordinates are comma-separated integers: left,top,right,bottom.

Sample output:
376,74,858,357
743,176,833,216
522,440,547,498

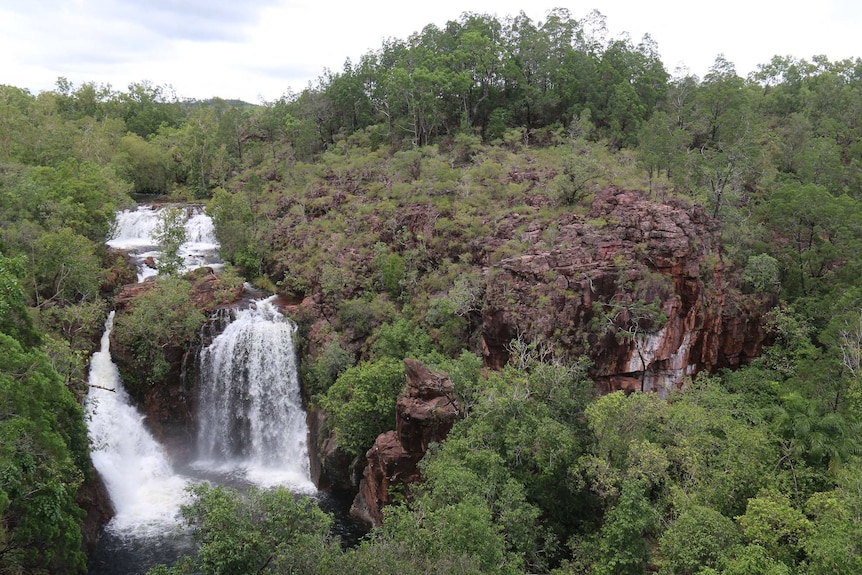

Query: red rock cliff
480,188,770,393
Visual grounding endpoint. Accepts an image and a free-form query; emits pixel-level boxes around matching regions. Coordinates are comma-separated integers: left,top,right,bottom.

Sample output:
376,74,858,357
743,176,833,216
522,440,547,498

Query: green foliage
114,133,169,194
422,350,484,415
553,144,605,206
666,381,776,516
207,187,262,276
373,242,406,298
417,436,552,572
377,496,519,575
0,333,88,574
336,295,396,341
147,484,337,575
736,489,810,567
744,253,781,294
0,252,39,346
305,338,355,397
111,277,205,390
31,227,101,304
17,159,131,241
320,357,406,455
720,544,792,575
758,182,862,304
368,317,433,361
7,21,862,575
803,461,862,574
593,480,655,575
153,206,188,276
658,505,741,575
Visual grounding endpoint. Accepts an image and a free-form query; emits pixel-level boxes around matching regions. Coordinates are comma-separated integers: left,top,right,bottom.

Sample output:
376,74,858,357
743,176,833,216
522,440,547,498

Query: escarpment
480,187,769,392
105,186,773,517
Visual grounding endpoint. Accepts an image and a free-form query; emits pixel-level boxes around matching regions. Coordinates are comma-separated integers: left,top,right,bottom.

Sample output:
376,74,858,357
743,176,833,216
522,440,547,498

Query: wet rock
307,407,364,492
76,470,114,555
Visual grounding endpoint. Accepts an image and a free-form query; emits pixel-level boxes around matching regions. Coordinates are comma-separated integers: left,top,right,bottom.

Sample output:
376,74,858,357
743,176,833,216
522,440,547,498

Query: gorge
4,33,861,572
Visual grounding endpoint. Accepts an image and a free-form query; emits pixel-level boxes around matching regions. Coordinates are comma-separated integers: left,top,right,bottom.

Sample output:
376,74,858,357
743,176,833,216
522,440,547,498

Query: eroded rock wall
481,187,770,392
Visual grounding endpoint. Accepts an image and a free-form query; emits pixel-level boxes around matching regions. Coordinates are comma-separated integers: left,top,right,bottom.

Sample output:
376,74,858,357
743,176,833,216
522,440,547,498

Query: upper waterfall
108,204,221,281
195,296,314,491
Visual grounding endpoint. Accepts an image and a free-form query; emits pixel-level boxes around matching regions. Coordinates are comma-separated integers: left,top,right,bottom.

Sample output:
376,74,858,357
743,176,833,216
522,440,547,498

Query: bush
744,253,781,294
112,277,206,391
369,317,432,361
321,358,406,455
306,339,355,398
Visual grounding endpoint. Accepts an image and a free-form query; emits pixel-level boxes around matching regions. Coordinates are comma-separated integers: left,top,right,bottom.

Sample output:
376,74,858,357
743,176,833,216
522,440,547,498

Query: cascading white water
88,206,320,573
107,205,221,281
195,296,315,491
85,312,190,536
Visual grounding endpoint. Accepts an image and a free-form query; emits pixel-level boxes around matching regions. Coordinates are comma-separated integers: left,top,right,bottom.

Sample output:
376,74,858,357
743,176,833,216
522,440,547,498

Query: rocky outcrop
108,268,244,451
351,359,461,527
481,188,771,393
306,407,364,491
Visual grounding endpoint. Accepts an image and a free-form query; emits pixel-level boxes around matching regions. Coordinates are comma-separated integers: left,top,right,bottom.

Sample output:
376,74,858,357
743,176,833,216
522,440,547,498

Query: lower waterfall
85,312,189,536
195,296,315,491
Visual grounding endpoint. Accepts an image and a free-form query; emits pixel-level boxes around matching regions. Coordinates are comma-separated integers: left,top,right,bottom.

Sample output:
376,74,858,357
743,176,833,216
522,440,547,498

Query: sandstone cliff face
480,188,769,393
351,359,461,527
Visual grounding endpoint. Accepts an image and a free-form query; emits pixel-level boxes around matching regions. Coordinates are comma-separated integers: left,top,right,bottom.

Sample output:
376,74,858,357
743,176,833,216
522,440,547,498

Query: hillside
2,8,862,574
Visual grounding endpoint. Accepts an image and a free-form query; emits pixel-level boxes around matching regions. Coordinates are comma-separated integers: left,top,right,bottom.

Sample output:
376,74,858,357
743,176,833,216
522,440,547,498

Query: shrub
321,358,406,455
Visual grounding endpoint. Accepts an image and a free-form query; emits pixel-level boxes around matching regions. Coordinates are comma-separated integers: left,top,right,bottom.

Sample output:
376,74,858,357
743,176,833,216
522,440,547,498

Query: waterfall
107,205,221,281
195,296,315,491
85,312,190,536
87,206,318,574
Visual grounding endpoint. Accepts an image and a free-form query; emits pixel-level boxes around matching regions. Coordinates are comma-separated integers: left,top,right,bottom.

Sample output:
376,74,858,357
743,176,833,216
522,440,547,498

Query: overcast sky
1,0,860,103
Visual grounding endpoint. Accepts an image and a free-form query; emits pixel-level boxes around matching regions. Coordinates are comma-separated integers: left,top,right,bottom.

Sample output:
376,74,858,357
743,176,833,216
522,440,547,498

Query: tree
636,110,687,191
0,253,39,346
118,81,185,138
0,333,88,574
147,484,337,575
153,206,188,276
111,277,205,391
658,505,741,575
736,489,810,568
207,186,262,276
665,379,776,516
377,495,518,575
592,480,655,575
553,141,605,206
320,358,406,455
804,460,862,575
31,228,101,305
114,133,169,194
759,182,862,301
